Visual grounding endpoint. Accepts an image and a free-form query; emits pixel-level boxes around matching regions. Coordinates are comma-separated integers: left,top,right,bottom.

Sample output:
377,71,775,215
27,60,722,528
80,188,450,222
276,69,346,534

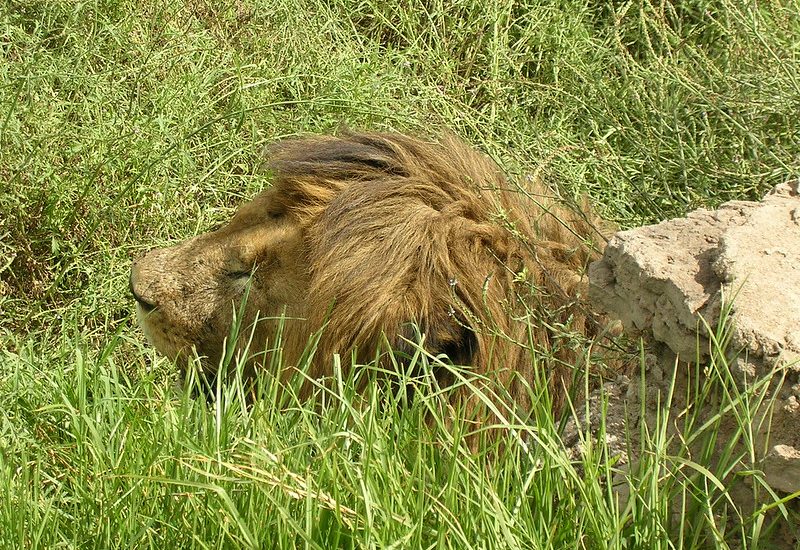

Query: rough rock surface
590,179,800,373
579,181,800,541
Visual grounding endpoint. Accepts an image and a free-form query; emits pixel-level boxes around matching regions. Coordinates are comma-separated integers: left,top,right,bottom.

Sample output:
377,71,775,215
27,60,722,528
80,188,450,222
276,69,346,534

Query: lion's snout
129,252,164,312
129,246,194,326
129,241,236,368
129,259,156,312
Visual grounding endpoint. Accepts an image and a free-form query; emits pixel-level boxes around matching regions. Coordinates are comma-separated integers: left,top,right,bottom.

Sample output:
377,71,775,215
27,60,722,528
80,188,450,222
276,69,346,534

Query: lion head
130,131,611,414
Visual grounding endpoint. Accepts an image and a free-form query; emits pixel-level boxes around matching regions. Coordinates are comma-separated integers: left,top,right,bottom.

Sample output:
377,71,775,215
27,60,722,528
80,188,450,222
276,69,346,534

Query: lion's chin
136,304,191,364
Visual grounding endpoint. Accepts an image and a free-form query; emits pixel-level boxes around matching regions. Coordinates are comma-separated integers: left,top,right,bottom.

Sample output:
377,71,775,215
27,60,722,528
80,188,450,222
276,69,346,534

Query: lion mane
130,131,611,419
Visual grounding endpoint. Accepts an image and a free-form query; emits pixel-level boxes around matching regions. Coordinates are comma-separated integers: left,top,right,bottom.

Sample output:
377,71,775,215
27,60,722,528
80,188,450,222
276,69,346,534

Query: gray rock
587,180,800,506
763,445,800,494
590,180,800,374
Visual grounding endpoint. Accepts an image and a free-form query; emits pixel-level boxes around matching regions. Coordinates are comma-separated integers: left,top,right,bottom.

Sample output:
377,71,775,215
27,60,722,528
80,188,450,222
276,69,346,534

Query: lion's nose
130,261,157,313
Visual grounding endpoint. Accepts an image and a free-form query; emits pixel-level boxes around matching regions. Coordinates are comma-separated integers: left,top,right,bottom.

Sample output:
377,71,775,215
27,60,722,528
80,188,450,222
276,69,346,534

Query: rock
590,180,800,374
762,445,800,494
712,182,800,369
587,180,800,502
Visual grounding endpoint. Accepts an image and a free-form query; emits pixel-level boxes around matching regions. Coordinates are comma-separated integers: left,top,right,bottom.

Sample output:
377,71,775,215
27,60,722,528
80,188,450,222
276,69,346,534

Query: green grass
1,0,799,547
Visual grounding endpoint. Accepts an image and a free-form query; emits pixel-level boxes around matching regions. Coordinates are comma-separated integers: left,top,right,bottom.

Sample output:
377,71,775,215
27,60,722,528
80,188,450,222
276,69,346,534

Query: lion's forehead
229,190,284,223
213,223,302,263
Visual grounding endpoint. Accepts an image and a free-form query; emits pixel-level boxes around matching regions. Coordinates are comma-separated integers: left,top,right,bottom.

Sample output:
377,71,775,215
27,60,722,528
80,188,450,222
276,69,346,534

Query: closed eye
227,269,253,280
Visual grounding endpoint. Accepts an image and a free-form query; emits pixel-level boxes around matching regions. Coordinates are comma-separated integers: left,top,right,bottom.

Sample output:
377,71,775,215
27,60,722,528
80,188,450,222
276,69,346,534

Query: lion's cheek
267,256,311,307
136,303,190,362
137,291,231,364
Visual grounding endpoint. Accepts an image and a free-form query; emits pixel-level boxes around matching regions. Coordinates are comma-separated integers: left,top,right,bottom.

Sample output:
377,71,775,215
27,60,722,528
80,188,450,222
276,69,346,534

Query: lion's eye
267,210,284,220
227,270,252,280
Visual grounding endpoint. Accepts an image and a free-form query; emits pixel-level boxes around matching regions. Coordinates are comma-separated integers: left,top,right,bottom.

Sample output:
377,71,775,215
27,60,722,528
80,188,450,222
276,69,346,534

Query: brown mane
268,132,611,412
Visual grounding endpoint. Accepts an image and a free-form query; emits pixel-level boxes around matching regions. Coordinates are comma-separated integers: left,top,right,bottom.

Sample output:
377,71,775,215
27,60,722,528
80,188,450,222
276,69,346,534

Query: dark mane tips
267,132,412,183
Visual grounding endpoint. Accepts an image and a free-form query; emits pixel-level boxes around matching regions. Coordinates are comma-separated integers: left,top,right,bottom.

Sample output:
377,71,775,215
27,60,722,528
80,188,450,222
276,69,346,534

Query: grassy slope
1,0,799,548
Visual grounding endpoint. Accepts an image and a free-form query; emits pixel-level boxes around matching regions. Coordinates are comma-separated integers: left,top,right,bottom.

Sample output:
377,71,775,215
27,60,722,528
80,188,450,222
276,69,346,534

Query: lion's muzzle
129,261,156,313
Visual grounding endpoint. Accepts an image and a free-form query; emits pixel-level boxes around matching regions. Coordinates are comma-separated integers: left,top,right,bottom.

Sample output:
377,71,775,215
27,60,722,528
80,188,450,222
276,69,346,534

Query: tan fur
130,131,613,420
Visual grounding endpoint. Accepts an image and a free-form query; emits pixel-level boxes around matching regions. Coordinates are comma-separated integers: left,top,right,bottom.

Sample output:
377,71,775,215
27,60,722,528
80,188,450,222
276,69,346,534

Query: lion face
130,188,309,377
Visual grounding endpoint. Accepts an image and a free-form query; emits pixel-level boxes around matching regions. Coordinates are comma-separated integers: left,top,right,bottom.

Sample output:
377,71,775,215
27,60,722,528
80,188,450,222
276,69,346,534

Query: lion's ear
423,314,479,390
397,312,478,371
428,317,477,367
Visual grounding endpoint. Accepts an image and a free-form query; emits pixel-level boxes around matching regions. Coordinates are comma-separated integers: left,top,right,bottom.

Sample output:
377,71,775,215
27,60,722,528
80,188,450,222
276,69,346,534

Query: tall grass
1,0,799,547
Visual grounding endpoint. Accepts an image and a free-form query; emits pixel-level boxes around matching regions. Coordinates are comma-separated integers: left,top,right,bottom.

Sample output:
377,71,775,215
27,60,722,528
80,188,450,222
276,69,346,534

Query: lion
130,131,614,423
